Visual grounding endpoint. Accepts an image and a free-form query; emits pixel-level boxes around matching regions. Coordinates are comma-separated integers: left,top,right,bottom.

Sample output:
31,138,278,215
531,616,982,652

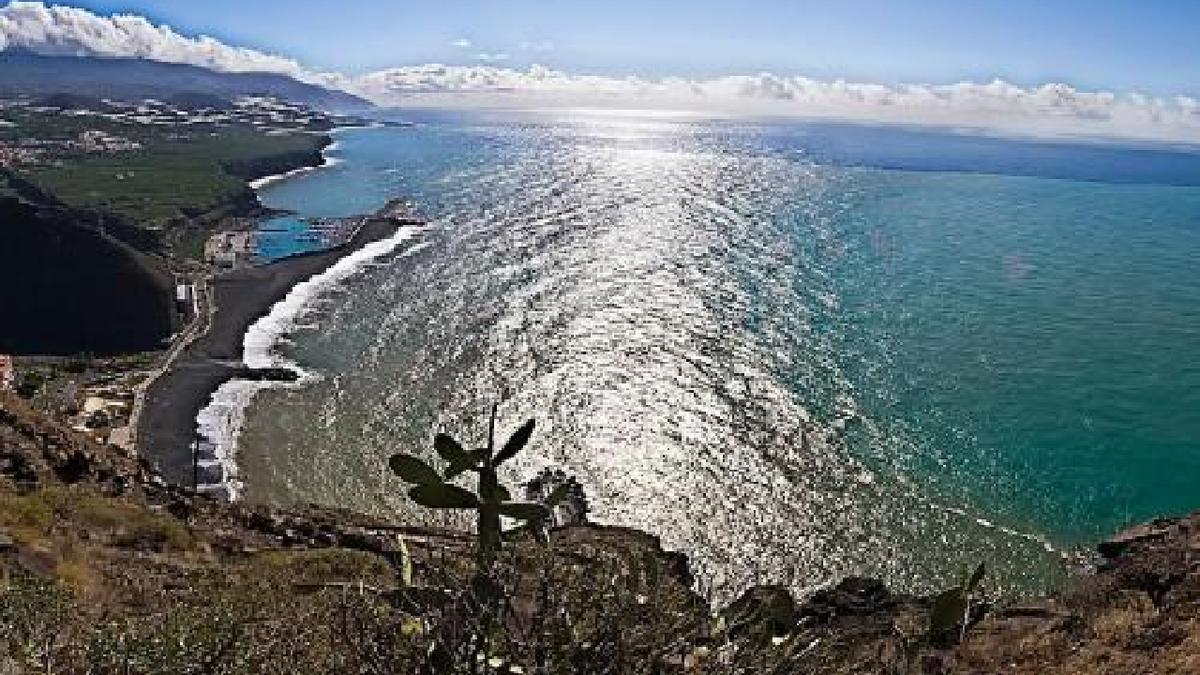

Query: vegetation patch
20,126,323,225
4,104,328,228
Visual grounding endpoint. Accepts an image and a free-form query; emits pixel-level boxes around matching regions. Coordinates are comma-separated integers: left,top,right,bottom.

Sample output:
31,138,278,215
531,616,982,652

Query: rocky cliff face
723,516,1200,673
0,197,177,355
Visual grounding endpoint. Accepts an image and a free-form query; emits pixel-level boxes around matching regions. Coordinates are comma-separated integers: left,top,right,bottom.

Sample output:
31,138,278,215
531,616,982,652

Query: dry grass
251,547,396,587
69,494,195,553
0,490,54,544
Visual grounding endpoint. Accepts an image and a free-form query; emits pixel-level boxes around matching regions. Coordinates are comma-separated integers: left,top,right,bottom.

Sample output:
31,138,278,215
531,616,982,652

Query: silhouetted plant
928,562,986,644
388,404,570,572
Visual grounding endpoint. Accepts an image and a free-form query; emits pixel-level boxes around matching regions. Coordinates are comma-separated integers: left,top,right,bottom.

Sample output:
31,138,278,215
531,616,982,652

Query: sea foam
247,140,344,190
194,125,421,498
194,224,423,499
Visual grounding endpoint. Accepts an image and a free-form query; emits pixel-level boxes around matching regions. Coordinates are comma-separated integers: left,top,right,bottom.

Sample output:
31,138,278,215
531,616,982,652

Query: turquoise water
255,215,325,261
235,110,1200,600
838,171,1200,540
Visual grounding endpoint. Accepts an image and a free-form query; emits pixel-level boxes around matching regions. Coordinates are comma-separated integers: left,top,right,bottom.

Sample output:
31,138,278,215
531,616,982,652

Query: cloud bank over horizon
351,64,1200,143
3,1,1200,143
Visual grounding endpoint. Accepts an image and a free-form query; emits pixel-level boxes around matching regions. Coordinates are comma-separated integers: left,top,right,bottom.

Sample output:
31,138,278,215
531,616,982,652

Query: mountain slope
0,194,177,355
0,52,370,111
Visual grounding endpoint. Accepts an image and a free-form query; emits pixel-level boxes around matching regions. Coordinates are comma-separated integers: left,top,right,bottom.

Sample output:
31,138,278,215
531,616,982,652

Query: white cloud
0,1,307,76
3,2,1200,143
348,65,1200,143
450,38,471,49
475,52,509,63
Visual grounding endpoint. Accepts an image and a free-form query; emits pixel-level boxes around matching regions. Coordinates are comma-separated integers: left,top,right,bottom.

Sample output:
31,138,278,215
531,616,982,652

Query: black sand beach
136,216,405,486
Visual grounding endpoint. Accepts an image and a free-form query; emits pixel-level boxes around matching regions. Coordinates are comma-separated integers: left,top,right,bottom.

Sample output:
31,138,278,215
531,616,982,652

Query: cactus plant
928,562,986,643
388,405,570,571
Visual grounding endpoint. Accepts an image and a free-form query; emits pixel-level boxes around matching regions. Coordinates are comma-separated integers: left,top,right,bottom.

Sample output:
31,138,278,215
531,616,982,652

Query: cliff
0,197,178,355
219,136,332,184
2,392,1198,673
2,171,162,253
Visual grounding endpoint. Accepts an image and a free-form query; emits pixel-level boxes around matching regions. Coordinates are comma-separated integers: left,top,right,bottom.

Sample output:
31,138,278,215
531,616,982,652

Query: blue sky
22,0,1200,96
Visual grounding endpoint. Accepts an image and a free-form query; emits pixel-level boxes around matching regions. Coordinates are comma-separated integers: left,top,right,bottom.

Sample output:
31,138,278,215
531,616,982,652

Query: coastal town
0,93,349,170
0,126,141,167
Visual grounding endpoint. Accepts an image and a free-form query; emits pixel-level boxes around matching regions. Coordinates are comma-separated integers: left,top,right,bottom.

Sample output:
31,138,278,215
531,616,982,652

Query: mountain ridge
0,51,370,112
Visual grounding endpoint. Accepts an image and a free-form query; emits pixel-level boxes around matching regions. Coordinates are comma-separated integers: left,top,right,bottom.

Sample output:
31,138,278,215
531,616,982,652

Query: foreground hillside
2,391,1199,673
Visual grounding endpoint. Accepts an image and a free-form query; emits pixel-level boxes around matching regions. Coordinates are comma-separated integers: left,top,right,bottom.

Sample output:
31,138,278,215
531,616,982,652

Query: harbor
204,213,380,269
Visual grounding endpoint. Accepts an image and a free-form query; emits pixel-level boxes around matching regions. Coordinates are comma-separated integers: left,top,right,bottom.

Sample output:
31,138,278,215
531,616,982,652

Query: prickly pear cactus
388,405,571,571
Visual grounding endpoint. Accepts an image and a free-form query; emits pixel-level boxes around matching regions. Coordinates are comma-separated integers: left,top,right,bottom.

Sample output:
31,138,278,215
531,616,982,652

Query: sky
2,1,1200,142
17,0,1200,97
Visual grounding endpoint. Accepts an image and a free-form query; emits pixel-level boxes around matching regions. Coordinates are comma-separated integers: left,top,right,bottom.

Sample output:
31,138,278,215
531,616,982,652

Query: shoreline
124,131,347,453
135,126,389,493
195,212,423,498
136,216,410,491
247,142,343,190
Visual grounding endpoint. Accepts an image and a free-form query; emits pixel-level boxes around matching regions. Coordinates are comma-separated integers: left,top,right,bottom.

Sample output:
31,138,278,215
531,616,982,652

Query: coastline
243,123,381,190
136,216,411,493
247,139,343,190
136,125,433,497
123,132,346,453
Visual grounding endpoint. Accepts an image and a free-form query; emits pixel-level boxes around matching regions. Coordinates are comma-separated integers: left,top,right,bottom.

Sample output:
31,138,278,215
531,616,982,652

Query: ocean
202,109,1200,600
